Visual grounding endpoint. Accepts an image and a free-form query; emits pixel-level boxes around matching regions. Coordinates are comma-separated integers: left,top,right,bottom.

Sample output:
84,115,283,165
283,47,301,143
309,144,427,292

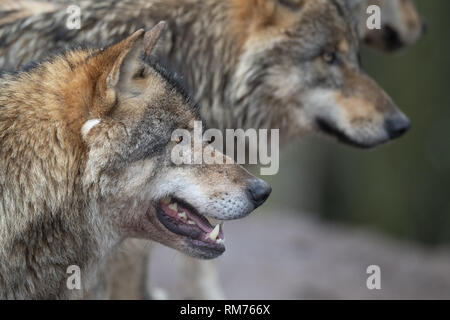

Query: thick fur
0,26,267,299
0,0,418,299
0,0,411,146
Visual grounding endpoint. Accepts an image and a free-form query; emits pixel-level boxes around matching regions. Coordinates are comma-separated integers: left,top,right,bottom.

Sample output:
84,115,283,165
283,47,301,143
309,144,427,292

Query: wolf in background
0,22,271,299
0,0,425,57
0,0,413,145
0,0,422,299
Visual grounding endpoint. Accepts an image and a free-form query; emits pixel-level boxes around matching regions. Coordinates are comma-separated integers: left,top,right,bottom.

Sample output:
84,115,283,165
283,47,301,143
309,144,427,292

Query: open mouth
156,197,225,255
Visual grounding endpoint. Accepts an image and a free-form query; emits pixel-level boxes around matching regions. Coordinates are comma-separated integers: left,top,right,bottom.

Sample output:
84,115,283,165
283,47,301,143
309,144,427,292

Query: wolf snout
247,179,272,208
384,113,411,139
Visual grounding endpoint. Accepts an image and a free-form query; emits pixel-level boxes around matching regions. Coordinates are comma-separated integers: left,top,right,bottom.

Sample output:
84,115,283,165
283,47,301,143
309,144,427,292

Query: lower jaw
317,120,387,149
338,136,385,149
186,238,226,259
155,207,226,259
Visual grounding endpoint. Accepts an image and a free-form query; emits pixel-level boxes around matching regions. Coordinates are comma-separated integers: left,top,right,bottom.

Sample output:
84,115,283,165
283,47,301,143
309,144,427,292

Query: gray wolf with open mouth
0,23,271,299
0,0,422,299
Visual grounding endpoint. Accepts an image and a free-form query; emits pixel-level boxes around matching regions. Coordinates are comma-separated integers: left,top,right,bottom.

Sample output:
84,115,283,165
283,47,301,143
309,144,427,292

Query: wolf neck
0,174,112,299
0,75,118,299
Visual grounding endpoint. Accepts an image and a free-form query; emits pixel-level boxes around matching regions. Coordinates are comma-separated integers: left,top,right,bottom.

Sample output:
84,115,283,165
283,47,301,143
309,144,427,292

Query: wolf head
348,0,425,52
78,25,271,259
230,0,410,148
0,23,271,263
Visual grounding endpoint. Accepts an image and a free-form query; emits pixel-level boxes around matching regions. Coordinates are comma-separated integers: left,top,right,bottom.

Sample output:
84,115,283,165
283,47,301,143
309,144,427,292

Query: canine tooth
188,220,196,225
216,239,224,244
208,224,220,241
178,212,187,219
162,198,170,204
168,203,178,212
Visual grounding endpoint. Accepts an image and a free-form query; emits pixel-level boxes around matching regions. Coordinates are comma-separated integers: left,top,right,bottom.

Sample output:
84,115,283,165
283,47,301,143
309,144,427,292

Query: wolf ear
89,22,166,116
106,21,167,90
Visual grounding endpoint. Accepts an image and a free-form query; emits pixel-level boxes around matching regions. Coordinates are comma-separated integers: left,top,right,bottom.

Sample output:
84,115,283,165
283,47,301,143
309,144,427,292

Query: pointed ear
143,21,167,58
105,29,145,90
106,21,167,90
85,22,167,118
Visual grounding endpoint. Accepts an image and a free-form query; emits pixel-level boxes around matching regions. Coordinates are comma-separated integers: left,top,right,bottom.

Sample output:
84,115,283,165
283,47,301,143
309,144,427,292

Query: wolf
0,0,425,55
0,0,414,299
0,22,271,299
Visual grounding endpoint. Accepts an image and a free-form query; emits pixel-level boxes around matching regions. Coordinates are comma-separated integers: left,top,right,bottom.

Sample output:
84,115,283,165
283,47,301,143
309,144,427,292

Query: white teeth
208,224,220,241
162,198,170,205
178,212,187,219
168,203,178,212
188,220,196,225
216,239,224,244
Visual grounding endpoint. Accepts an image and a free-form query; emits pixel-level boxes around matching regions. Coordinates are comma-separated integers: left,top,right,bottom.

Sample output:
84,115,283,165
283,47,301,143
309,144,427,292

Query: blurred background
151,0,450,299
267,0,450,247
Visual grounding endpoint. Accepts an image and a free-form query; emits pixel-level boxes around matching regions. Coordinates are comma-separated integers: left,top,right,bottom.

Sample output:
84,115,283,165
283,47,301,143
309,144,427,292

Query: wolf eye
323,52,337,64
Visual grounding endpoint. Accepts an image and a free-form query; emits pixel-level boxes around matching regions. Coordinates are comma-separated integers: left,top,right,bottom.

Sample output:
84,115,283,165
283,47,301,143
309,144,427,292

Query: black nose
247,179,272,208
385,114,411,139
